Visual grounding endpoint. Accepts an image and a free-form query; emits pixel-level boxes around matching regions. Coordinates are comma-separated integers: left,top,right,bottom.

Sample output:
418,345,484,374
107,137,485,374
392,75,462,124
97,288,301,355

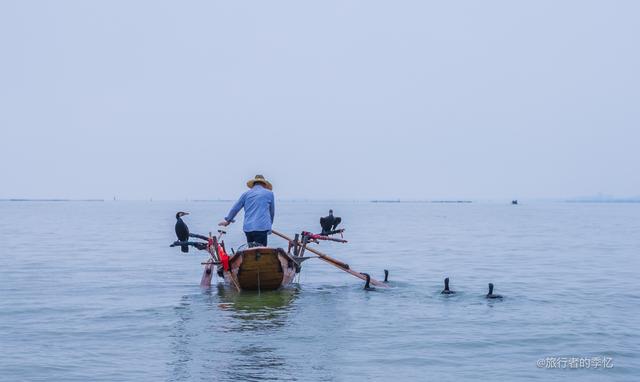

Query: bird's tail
181,245,189,253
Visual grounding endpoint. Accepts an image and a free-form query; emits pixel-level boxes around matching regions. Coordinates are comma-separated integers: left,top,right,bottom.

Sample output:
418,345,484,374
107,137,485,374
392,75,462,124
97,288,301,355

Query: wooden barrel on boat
222,247,297,291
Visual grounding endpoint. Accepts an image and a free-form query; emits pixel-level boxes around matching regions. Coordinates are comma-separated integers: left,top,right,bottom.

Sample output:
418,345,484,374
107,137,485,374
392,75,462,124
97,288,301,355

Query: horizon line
2,197,640,203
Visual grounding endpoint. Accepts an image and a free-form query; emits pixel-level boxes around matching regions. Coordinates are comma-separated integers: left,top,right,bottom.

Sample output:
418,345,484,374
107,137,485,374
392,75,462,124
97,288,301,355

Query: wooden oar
272,229,389,288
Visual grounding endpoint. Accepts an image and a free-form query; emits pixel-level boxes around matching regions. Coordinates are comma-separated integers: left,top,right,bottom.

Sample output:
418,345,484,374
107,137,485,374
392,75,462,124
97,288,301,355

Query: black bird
320,209,342,235
486,283,503,299
362,273,375,291
175,212,190,253
441,277,456,295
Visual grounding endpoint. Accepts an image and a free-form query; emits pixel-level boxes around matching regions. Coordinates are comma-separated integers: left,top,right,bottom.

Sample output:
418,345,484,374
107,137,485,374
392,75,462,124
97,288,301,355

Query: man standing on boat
219,175,275,247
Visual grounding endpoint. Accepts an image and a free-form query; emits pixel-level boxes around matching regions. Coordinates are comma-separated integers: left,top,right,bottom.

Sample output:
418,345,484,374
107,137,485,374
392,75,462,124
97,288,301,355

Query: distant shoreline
371,200,473,203
2,198,639,204
0,199,105,202
564,199,640,203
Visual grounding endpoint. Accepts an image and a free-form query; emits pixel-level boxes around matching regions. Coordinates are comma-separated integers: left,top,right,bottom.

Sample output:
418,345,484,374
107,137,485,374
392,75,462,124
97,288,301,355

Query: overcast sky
1,1,638,200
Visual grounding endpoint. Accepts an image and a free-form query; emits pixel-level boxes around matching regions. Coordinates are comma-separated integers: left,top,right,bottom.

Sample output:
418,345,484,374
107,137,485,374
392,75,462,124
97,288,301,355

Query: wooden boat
203,246,298,291
172,224,388,291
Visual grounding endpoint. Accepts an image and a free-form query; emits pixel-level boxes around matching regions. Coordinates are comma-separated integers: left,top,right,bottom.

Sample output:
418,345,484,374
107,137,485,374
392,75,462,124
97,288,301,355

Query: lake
1,201,638,381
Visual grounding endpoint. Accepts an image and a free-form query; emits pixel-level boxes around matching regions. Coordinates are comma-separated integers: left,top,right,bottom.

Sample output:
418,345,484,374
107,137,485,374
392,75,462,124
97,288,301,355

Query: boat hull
219,247,297,291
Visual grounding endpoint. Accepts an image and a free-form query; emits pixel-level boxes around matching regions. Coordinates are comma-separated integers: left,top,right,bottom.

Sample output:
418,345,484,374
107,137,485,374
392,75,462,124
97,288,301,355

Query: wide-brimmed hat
247,174,272,190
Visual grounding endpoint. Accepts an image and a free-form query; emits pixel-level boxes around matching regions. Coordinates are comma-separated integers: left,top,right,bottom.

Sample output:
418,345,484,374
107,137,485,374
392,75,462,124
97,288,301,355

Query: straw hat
246,174,272,190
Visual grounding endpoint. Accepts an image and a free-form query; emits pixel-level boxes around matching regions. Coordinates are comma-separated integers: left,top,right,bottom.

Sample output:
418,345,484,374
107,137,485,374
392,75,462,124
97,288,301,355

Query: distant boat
512,200,518,205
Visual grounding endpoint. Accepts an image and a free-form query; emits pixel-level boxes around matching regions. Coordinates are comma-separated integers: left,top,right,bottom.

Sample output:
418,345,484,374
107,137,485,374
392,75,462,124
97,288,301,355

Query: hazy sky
1,1,638,200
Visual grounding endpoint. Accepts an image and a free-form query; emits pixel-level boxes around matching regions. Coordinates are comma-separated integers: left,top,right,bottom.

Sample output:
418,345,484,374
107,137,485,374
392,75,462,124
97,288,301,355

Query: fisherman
219,174,275,247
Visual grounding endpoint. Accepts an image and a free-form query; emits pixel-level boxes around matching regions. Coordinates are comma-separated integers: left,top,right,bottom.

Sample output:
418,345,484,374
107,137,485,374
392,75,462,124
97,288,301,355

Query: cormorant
486,283,503,299
362,273,375,290
320,209,342,235
175,211,190,253
441,277,456,295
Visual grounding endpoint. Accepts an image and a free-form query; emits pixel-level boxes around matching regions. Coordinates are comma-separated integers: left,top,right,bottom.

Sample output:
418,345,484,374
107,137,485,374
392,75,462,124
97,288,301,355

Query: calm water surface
1,201,639,381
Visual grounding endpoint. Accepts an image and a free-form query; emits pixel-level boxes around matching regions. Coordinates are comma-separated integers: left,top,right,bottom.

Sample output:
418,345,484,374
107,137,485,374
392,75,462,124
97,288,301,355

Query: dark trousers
245,231,268,247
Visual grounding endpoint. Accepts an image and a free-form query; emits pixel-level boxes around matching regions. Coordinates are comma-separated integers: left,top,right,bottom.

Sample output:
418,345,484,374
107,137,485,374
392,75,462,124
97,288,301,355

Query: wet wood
272,230,389,288
293,233,300,256
222,247,296,291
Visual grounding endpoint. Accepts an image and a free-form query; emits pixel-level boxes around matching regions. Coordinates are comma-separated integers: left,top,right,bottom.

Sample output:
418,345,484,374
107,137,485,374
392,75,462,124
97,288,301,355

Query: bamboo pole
272,230,389,288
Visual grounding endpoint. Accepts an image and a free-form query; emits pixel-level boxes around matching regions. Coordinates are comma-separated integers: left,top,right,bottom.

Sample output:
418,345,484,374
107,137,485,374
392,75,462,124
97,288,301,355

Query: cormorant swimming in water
175,212,190,253
320,209,342,235
486,283,503,299
362,273,375,290
441,277,456,294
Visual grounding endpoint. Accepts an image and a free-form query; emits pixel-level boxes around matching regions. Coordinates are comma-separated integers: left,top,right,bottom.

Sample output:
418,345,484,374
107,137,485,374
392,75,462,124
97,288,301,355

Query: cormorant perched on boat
486,283,503,299
175,212,190,253
320,209,341,235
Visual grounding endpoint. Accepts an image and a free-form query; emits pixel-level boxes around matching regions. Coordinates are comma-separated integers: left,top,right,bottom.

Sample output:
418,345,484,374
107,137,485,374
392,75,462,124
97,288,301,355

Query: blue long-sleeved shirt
224,184,275,232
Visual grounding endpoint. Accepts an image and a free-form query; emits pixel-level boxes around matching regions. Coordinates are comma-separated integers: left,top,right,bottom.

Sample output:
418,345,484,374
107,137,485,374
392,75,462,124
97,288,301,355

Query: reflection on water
216,285,299,332
168,286,300,381
169,295,195,381
220,345,292,382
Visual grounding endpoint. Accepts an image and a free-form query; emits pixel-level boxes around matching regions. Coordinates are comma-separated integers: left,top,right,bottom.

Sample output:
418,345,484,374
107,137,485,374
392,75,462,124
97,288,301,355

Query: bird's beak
183,212,190,216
